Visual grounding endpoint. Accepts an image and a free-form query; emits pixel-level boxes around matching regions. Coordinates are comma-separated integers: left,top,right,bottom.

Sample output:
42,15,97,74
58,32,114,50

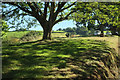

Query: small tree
76,26,89,36
57,28,62,31
64,27,76,35
89,28,95,36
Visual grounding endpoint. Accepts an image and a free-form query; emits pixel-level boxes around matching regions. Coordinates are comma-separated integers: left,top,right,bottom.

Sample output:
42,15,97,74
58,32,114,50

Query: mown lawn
2,39,119,79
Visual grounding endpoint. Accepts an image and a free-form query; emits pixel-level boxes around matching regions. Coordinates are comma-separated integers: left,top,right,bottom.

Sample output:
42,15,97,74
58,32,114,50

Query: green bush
2,31,42,45
1,20,9,37
20,31,41,41
76,26,89,36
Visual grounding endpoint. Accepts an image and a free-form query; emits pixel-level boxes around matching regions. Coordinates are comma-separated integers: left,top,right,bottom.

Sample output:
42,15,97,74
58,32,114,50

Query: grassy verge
2,39,119,79
75,37,119,54
2,31,42,45
3,31,30,39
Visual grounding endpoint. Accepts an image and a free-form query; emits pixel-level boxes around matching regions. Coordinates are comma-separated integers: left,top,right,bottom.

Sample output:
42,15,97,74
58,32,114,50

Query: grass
2,31,120,79
52,31,65,33
2,39,119,79
2,31,42,44
74,36,119,54
4,31,30,39
51,32,66,38
3,31,65,41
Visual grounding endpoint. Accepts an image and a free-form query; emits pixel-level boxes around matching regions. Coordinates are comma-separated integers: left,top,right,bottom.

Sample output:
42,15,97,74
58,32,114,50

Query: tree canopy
73,2,120,36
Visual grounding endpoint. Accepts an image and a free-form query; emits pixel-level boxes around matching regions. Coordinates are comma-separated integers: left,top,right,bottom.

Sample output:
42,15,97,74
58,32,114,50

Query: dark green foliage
63,27,76,37
2,31,42,45
73,2,120,36
57,28,62,31
64,27,76,34
75,26,89,36
20,31,41,41
1,20,9,37
89,28,95,36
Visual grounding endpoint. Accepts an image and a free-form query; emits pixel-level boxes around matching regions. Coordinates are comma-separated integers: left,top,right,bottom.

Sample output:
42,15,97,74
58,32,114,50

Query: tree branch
60,2,76,12
44,2,49,19
54,10,76,25
3,2,32,14
56,2,66,13
33,2,43,14
49,2,55,22
53,2,66,22
3,8,19,15
18,13,29,16
27,2,36,12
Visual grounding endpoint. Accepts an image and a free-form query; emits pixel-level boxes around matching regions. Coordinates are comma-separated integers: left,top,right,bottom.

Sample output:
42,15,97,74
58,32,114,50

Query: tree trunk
100,31,104,37
118,31,120,36
110,26,117,35
42,27,52,40
111,29,117,35
100,25,104,37
37,19,53,40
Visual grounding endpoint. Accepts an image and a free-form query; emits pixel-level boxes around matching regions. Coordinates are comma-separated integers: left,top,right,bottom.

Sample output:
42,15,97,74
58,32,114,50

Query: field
3,31,30,39
2,31,120,79
2,31,66,41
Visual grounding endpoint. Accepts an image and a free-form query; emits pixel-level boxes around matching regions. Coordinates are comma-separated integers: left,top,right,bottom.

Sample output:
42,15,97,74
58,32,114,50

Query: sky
9,20,77,31
29,20,76,31
53,20,76,31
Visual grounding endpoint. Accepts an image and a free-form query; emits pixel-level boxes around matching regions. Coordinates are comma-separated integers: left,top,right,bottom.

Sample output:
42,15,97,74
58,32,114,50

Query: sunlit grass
2,39,118,79
4,31,30,39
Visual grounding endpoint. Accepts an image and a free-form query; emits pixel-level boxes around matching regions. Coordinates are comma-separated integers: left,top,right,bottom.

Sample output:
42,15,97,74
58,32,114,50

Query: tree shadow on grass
2,39,118,79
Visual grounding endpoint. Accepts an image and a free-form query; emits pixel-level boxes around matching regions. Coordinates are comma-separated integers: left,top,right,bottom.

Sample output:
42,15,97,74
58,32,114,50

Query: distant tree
18,28,27,31
73,2,119,36
57,28,62,31
89,28,95,36
64,27,76,35
76,26,89,36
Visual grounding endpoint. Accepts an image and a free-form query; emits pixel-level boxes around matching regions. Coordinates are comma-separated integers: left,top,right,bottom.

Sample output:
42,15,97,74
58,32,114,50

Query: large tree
2,2,76,40
73,2,119,36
